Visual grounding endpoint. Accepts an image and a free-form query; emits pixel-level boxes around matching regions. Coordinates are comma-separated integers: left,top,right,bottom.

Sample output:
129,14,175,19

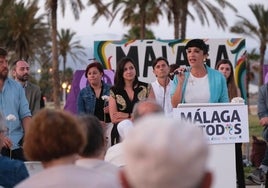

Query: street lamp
62,82,67,108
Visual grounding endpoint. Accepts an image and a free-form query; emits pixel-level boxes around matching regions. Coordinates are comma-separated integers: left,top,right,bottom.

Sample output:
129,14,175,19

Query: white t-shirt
151,79,173,116
184,73,210,103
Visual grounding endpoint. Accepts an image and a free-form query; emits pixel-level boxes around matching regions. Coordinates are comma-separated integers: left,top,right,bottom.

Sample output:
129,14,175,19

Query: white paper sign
173,103,249,144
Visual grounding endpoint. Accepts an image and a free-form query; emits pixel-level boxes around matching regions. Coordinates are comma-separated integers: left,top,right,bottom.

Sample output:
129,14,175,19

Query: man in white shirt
148,57,173,116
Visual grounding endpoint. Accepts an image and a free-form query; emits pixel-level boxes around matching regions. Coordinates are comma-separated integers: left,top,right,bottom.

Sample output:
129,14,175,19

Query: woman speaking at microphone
171,39,229,107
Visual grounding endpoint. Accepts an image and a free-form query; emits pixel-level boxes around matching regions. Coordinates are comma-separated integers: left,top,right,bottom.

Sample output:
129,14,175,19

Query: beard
17,74,29,82
0,68,8,80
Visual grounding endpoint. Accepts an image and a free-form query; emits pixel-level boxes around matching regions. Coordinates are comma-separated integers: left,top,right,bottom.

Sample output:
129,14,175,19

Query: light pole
61,82,67,108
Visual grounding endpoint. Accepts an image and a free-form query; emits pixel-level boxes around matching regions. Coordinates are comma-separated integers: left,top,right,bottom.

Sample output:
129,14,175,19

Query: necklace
188,73,195,86
190,66,207,78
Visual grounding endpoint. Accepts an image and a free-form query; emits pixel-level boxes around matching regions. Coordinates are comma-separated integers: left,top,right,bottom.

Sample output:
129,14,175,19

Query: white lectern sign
173,103,249,144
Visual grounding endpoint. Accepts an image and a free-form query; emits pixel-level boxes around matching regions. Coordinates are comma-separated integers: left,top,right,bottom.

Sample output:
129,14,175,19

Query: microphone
170,66,190,76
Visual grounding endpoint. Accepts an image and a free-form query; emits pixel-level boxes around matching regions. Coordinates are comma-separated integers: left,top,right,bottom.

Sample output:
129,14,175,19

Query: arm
77,90,86,114
148,86,155,100
22,116,32,133
171,74,184,107
32,87,41,115
19,85,32,132
109,94,129,124
258,86,268,126
219,76,229,103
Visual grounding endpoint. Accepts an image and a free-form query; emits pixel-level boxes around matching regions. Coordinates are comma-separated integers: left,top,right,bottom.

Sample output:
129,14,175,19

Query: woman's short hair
85,61,104,78
185,39,209,55
23,109,86,162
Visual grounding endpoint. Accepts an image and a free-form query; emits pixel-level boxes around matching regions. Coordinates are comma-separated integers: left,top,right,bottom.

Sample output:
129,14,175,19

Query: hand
2,136,13,149
175,67,186,83
103,105,109,114
112,112,128,120
260,117,268,126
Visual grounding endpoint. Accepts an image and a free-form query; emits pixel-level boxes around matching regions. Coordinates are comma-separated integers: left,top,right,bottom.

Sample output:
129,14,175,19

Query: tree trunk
51,0,61,109
140,0,146,39
173,0,180,39
140,12,146,39
180,0,188,39
259,43,266,87
63,55,66,82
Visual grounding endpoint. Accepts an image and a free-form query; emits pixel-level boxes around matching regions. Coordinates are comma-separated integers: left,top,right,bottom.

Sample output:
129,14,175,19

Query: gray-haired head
123,114,209,188
132,99,163,121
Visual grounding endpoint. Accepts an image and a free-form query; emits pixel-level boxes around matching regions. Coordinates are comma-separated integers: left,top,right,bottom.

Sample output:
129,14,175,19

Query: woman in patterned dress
109,57,150,145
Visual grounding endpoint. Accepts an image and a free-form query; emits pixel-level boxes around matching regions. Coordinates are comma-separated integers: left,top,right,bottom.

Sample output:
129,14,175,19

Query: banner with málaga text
173,103,249,144
94,38,247,101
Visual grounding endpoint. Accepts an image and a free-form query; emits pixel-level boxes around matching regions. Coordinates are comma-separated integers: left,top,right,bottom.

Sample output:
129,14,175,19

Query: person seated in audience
16,109,118,188
104,99,163,167
75,115,120,186
0,114,29,188
120,114,212,188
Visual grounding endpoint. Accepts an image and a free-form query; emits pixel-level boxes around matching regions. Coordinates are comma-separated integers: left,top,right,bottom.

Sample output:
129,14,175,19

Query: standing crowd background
0,39,252,188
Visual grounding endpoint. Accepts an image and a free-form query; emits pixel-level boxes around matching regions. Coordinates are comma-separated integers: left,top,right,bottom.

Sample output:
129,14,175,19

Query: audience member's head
78,115,106,159
132,99,163,121
120,114,212,188
117,100,163,141
23,109,86,166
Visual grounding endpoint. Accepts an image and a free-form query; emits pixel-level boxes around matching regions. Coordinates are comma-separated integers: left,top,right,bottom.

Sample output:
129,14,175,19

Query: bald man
12,60,41,115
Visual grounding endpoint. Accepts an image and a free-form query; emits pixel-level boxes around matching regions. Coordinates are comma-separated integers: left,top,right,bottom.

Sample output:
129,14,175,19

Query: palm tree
108,0,162,39
230,4,268,87
123,26,155,40
58,28,86,82
161,0,237,39
88,0,112,24
44,0,84,109
0,0,49,61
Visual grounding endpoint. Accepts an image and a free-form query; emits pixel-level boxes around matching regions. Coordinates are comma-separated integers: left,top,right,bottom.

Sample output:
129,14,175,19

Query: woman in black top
109,57,150,145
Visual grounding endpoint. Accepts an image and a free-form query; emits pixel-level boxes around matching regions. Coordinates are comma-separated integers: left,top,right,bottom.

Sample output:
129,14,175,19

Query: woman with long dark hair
109,57,150,145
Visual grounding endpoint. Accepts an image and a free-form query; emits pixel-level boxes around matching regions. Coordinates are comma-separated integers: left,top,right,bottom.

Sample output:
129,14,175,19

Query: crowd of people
0,39,251,188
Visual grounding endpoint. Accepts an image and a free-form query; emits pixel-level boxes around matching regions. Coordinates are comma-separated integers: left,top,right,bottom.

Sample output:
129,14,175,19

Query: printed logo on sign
173,104,249,144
